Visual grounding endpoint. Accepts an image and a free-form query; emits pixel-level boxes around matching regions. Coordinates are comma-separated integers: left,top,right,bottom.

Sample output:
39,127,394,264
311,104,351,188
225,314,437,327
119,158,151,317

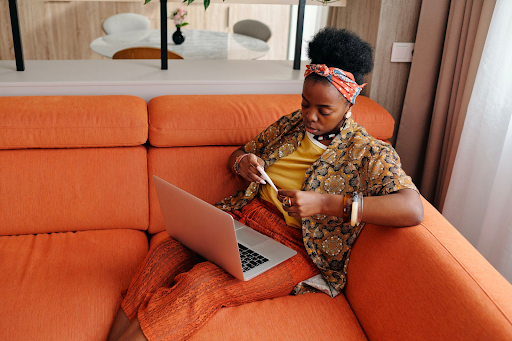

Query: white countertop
0,59,308,101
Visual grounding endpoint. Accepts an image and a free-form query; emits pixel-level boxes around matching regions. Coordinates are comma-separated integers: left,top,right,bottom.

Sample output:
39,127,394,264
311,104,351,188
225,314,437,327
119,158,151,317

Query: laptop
153,176,297,281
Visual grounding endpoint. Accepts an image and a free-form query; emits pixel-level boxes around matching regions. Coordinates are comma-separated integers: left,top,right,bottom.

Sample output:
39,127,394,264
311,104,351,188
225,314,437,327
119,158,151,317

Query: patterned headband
304,64,366,104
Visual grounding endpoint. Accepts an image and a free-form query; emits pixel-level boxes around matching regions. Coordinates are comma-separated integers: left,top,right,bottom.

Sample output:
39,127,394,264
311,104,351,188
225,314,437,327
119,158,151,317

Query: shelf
0,59,309,101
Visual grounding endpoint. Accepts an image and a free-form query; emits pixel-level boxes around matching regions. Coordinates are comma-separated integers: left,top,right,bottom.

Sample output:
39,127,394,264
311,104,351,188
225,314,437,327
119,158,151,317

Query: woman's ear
345,104,354,118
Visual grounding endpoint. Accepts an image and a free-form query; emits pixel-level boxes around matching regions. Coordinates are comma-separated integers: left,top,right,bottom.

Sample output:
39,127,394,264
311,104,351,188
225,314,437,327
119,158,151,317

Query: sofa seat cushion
191,293,367,341
150,230,169,249
0,229,148,341
148,232,367,340
148,94,393,148
0,95,148,150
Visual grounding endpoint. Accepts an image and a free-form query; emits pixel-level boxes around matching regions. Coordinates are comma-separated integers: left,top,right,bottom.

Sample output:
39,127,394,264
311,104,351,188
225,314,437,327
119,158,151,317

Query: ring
283,197,292,208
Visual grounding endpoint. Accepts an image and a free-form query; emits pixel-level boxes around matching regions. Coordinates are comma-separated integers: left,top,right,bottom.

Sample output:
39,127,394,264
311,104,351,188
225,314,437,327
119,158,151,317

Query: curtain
442,0,512,283
395,0,495,209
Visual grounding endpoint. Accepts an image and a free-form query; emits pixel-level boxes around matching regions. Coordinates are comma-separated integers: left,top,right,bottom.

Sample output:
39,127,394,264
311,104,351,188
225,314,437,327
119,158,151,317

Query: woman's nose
305,110,318,122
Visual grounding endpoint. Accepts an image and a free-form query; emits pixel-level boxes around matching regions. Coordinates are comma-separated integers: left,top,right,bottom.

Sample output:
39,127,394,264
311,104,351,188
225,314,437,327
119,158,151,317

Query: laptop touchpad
236,228,268,247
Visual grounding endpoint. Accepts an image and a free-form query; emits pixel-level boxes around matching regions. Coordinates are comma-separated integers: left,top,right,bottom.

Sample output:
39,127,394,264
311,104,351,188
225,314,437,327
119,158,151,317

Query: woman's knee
174,262,229,283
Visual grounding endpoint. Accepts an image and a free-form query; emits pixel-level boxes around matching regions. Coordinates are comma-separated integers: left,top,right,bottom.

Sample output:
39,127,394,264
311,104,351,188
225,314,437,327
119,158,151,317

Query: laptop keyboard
238,243,269,273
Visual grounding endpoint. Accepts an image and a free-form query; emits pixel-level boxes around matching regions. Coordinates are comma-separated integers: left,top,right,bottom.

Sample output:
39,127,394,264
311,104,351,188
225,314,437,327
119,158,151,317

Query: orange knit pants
121,197,319,341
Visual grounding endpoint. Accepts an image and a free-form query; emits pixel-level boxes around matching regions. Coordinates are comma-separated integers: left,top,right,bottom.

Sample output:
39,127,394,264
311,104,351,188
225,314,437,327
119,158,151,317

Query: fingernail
260,180,266,185
257,166,264,173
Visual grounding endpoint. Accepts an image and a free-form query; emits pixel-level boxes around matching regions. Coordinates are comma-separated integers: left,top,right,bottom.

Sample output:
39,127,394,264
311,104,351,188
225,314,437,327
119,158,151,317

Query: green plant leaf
145,0,227,9
181,22,189,27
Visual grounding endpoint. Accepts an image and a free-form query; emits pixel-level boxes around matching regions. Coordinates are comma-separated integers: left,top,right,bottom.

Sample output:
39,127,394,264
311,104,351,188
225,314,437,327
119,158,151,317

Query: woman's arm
228,148,266,184
359,189,423,226
277,188,424,227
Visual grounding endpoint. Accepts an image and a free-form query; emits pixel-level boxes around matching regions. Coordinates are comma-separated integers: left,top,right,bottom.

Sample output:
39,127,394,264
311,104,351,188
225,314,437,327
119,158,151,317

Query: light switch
391,43,415,62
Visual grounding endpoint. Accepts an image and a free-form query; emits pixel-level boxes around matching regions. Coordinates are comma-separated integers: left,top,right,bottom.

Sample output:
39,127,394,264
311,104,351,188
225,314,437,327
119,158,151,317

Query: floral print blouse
216,110,417,293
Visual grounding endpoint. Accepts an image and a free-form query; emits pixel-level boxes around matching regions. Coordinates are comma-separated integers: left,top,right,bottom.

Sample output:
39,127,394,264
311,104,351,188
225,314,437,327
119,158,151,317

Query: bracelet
342,194,351,222
343,192,363,226
232,153,250,176
351,192,363,227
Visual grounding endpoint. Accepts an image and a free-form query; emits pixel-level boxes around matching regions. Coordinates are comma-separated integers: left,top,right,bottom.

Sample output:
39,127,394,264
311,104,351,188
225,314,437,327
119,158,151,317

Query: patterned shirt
216,110,417,293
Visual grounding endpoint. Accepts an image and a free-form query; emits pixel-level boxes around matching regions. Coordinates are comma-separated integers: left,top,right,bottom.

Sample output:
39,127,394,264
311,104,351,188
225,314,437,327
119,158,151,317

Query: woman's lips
305,126,318,134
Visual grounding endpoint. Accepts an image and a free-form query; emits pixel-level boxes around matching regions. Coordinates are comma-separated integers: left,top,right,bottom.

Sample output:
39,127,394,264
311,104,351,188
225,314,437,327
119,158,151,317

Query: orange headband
305,64,366,104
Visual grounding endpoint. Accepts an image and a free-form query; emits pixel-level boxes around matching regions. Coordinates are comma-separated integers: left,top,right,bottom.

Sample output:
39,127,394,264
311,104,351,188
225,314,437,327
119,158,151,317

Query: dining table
90,29,270,60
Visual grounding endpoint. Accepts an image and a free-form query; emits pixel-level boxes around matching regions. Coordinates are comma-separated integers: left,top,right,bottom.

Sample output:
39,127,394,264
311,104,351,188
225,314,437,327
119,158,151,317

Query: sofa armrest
344,197,512,340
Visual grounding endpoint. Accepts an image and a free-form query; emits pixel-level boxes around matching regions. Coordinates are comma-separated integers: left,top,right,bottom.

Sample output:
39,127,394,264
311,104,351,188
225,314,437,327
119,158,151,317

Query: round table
90,29,270,60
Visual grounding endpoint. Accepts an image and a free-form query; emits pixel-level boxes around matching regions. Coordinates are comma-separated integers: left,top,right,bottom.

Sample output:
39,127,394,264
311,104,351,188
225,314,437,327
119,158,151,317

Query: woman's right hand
235,153,266,184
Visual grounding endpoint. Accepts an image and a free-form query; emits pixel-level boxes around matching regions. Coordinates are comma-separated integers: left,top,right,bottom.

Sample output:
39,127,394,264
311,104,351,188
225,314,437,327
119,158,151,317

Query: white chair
233,19,272,42
102,13,151,35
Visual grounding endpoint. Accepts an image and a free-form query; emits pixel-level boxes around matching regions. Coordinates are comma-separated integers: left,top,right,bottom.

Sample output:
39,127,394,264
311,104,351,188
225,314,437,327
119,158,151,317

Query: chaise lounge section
0,94,511,340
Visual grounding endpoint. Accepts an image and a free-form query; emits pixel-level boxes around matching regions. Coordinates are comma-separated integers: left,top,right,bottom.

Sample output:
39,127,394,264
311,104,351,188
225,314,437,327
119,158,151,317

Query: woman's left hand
277,190,324,218
277,188,424,226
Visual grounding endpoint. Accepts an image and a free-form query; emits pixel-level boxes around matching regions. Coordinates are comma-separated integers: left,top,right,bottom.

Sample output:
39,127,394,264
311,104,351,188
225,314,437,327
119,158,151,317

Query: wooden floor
0,1,290,61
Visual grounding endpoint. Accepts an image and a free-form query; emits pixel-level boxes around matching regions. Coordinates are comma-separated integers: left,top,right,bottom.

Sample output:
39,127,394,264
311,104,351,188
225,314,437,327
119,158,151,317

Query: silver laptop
153,176,297,281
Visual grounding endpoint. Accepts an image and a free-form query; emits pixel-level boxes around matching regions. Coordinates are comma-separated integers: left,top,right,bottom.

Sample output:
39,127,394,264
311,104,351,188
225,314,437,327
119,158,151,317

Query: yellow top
259,132,326,228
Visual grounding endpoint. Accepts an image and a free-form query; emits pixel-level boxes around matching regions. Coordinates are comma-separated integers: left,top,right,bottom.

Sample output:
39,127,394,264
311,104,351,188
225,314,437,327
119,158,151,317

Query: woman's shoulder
245,109,303,154
348,122,399,157
350,122,389,146
278,109,302,126
263,109,303,135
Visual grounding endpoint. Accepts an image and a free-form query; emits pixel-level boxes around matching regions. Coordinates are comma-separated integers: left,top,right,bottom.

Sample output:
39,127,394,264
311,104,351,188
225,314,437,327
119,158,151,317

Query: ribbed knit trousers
120,197,319,341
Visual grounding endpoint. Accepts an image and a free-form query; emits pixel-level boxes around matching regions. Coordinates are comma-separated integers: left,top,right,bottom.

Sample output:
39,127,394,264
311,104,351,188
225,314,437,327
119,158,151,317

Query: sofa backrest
0,96,150,236
344,197,512,340
146,94,395,235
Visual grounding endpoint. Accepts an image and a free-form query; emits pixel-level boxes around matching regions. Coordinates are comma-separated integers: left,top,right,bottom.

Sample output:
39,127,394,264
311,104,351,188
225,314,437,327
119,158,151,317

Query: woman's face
301,78,351,136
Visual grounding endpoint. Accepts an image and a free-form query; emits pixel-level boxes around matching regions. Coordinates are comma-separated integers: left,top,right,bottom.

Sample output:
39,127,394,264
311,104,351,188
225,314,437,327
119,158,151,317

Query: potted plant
171,7,188,44
144,0,223,10
143,0,339,10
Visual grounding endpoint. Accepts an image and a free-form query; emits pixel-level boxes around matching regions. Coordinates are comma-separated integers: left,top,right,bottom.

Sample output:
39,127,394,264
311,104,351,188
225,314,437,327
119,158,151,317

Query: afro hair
307,27,374,85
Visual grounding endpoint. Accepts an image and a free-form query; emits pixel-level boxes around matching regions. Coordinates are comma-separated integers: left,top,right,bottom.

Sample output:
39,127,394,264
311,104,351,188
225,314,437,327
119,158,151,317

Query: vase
172,27,185,45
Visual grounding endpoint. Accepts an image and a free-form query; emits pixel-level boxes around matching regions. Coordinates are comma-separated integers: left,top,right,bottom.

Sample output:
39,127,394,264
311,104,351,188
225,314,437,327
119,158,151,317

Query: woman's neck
312,117,348,146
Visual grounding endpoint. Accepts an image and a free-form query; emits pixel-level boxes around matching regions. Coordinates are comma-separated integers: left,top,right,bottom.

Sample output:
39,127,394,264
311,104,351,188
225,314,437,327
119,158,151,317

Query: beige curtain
395,0,496,209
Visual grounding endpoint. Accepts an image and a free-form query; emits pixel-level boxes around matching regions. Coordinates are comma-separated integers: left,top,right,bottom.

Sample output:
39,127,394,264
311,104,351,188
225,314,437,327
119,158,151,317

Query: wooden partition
327,0,422,145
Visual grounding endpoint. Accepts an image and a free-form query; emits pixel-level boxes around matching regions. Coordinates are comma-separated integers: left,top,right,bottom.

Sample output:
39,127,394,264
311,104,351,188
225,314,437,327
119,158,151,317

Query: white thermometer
257,166,278,193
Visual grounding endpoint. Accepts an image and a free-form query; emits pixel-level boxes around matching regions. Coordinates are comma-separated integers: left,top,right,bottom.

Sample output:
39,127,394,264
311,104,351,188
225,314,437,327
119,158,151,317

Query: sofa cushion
150,230,170,249
0,146,149,236
352,96,395,140
148,146,248,234
0,229,148,341
148,94,393,147
148,232,367,340
192,291,367,340
0,95,148,150
344,197,512,340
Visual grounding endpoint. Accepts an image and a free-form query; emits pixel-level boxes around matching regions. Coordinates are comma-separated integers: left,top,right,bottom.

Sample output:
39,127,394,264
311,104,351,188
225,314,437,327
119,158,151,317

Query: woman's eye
320,111,331,116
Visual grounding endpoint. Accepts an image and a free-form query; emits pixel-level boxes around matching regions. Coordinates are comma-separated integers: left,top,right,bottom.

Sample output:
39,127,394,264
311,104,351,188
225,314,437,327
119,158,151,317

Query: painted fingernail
260,180,266,184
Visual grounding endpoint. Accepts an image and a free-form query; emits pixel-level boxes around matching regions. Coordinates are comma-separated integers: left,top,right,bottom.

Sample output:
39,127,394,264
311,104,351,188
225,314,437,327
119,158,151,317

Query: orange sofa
1,94,511,341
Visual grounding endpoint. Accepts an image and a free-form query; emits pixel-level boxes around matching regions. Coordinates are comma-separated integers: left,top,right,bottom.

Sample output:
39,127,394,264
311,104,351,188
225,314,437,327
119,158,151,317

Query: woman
108,27,423,341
